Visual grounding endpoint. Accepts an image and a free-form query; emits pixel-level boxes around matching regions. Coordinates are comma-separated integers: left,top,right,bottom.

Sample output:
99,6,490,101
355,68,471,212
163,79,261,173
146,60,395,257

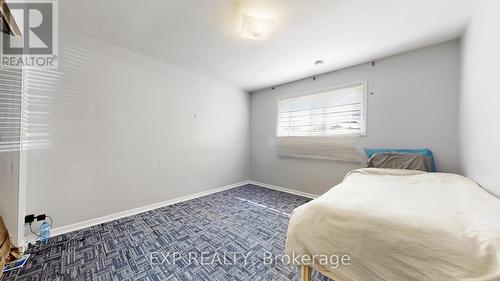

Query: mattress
285,168,500,281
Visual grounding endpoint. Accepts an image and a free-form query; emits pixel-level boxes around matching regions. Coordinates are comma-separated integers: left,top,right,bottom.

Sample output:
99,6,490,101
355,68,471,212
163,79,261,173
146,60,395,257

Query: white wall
23,27,250,232
251,41,460,195
0,151,20,244
459,0,500,197
0,64,22,245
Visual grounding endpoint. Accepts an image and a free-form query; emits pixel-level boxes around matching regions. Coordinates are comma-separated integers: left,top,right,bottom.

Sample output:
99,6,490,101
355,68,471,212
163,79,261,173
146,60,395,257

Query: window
277,81,367,137
0,67,22,152
275,81,367,163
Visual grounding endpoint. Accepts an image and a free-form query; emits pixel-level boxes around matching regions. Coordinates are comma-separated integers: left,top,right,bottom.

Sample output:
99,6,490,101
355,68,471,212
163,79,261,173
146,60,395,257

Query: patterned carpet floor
1,185,331,281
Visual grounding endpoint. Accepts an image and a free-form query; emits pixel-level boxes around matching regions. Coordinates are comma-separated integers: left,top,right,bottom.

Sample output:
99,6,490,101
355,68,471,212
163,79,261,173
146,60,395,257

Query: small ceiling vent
0,0,22,36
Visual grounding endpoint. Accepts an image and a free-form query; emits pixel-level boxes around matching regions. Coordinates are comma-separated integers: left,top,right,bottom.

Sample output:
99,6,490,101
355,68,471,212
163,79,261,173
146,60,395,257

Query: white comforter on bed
285,168,500,281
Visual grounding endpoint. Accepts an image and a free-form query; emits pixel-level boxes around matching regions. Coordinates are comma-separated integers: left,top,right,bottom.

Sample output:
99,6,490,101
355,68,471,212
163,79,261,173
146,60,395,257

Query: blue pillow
364,148,436,172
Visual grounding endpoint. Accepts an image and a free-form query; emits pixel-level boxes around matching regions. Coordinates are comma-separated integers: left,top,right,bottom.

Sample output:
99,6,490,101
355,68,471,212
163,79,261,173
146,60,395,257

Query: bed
285,168,500,281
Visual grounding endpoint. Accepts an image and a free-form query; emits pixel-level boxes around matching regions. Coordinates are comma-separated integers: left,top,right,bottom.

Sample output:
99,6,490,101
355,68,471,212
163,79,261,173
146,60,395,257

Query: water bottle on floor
39,221,51,244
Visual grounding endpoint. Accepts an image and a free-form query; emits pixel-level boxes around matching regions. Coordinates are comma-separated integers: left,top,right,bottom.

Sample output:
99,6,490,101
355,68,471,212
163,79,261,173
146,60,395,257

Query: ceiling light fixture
240,14,275,40
315,60,324,65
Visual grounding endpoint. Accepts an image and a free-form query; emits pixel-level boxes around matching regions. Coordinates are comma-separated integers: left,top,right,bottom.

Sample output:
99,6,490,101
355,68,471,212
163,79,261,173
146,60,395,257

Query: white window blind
0,67,22,152
277,83,366,137
276,82,367,162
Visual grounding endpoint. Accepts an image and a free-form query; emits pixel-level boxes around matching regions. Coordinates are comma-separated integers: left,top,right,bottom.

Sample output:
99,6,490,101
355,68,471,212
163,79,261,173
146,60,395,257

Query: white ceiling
60,0,481,92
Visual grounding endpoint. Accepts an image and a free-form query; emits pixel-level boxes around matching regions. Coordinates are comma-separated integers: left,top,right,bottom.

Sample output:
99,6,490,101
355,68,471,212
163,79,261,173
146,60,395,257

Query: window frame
275,79,368,138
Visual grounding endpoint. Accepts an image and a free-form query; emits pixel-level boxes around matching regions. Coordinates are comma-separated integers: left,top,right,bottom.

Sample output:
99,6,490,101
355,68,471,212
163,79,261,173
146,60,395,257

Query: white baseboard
24,181,249,244
248,180,319,199
24,180,318,244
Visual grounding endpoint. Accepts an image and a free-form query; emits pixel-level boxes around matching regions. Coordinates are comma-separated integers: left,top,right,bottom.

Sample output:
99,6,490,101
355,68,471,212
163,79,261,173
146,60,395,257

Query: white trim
17,66,28,247
24,181,249,244
248,180,319,199
24,180,319,245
